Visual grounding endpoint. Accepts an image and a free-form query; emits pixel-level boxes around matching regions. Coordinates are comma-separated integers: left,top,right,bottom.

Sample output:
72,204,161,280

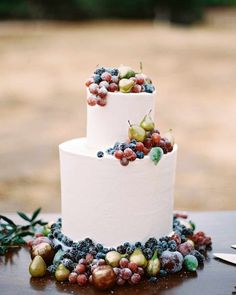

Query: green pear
119,78,135,93
29,255,47,277
55,263,70,282
118,65,136,79
129,248,147,268
105,251,121,267
164,129,175,146
128,121,146,142
140,110,155,131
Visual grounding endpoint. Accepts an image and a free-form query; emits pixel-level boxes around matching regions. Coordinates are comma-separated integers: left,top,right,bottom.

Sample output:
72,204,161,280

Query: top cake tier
85,65,156,149
87,91,155,149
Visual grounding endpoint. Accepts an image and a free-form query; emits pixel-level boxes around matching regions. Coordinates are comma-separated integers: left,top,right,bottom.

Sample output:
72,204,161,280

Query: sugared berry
75,264,86,274
93,74,102,84
120,268,132,280
87,95,97,106
136,142,144,152
119,258,129,268
108,83,118,92
77,274,88,286
123,148,133,159
97,151,104,158
99,81,109,89
85,77,94,87
136,151,144,159
131,84,142,93
69,272,78,284
97,98,107,107
120,157,129,166
144,84,155,93
98,86,108,98
114,150,124,160
89,83,99,95
111,75,119,83
160,250,183,273
101,72,112,82
130,273,141,284
135,74,145,85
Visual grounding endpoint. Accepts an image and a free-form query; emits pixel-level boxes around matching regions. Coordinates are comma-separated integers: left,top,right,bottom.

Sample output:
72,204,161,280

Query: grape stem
128,120,132,127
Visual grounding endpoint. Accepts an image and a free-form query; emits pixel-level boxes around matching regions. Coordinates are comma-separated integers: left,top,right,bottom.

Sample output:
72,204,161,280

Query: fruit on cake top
85,64,155,107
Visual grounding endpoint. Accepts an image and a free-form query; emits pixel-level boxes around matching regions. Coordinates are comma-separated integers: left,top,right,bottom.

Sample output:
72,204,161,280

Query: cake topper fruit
146,250,161,276
118,65,136,79
85,65,155,107
128,121,146,142
129,248,147,268
29,255,47,277
119,79,135,93
149,147,163,165
140,110,155,131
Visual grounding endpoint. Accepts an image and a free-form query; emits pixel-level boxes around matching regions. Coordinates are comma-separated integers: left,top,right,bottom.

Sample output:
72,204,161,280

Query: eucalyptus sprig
0,208,48,255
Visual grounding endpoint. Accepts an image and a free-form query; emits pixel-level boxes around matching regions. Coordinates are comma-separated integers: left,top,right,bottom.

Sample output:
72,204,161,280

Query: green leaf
0,215,16,227
30,208,41,222
31,219,47,226
17,212,31,222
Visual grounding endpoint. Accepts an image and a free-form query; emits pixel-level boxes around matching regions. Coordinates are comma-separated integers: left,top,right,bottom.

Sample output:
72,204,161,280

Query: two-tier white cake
59,66,177,247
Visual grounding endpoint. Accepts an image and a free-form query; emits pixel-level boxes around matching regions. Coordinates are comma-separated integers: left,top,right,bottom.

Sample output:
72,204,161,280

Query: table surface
0,211,235,295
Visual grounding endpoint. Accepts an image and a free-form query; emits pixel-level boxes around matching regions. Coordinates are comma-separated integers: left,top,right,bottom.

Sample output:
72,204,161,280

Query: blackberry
93,74,101,84
181,235,187,243
85,237,93,246
62,258,75,271
135,242,142,248
96,243,103,252
94,67,106,75
97,151,104,158
182,228,194,236
144,84,155,93
159,269,168,277
126,245,135,255
53,244,62,252
48,234,54,240
88,246,97,256
190,250,205,265
136,151,144,159
156,244,164,255
53,230,60,239
148,277,158,283
102,247,109,254
62,236,73,247
47,265,57,274
145,237,158,249
108,247,116,252
77,241,87,250
168,240,177,251
161,241,168,251
76,251,86,261
117,245,126,254
96,252,106,259
110,68,119,76
143,248,153,260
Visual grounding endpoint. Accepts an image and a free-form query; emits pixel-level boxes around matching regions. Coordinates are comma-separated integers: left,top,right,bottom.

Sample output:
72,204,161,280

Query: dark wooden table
0,212,235,295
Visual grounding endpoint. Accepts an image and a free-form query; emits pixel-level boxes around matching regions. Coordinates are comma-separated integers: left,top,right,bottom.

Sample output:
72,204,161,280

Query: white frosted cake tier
59,138,177,247
87,91,155,149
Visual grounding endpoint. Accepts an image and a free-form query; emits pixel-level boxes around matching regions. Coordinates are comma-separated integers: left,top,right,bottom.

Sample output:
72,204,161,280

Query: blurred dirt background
0,9,236,212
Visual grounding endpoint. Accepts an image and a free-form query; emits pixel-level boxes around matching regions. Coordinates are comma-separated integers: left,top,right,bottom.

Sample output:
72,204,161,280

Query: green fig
105,251,121,267
140,110,155,131
129,248,147,268
119,78,135,93
163,129,175,146
29,255,47,277
146,250,161,276
118,65,136,79
53,249,66,265
55,263,70,282
149,147,163,165
128,121,146,142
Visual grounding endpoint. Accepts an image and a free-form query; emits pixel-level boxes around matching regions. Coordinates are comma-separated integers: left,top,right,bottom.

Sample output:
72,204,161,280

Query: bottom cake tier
59,138,177,247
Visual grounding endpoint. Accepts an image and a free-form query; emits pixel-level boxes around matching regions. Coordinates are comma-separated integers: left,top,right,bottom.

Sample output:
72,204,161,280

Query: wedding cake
59,65,177,247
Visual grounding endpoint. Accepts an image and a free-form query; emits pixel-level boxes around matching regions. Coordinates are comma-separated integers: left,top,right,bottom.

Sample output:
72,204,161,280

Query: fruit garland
96,111,174,166
28,214,212,290
85,65,155,107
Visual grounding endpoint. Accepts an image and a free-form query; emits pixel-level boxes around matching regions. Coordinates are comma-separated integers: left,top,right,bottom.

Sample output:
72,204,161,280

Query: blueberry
119,143,129,151
106,148,114,155
135,241,142,248
144,84,155,93
161,241,168,251
110,68,119,76
102,247,109,254
168,240,177,251
94,67,106,75
48,234,54,240
126,245,135,255
190,250,205,265
123,242,130,248
129,143,136,151
130,139,137,144
96,252,106,259
93,74,102,84
181,235,187,243
97,151,104,158
47,265,57,274
159,269,168,277
53,244,62,251
62,258,74,271
136,151,144,159
113,142,120,149
148,277,158,283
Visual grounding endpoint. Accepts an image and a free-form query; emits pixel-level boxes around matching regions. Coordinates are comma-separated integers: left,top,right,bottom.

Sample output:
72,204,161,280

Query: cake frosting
87,90,155,149
59,65,177,247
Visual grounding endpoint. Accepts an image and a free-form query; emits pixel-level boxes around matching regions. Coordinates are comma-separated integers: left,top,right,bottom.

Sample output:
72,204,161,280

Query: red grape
69,272,78,284
143,147,150,155
87,95,97,106
116,277,126,286
77,274,88,286
135,74,145,85
99,81,109,89
98,86,108,98
75,264,86,274
108,83,118,92
97,98,107,107
89,83,99,95
114,150,124,160
130,273,141,284
143,138,153,149
101,72,112,82
151,133,161,144
128,262,138,273
136,267,144,276
85,77,94,87
131,84,142,93
119,258,129,268
120,268,132,280
120,157,129,166
136,142,144,152
129,152,137,161
123,148,133,159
